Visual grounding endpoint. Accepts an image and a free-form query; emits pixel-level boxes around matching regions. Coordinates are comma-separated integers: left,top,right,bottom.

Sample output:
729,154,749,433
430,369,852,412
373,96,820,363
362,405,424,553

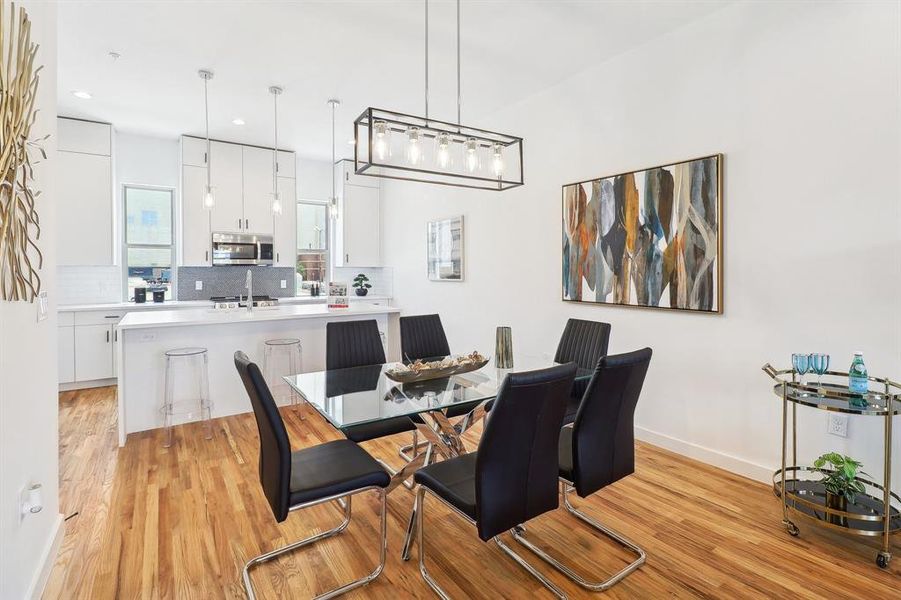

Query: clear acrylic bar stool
161,347,212,447
263,338,304,418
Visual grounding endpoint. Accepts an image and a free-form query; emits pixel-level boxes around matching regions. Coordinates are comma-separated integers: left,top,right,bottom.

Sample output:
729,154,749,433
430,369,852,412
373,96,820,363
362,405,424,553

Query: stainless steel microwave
211,232,274,266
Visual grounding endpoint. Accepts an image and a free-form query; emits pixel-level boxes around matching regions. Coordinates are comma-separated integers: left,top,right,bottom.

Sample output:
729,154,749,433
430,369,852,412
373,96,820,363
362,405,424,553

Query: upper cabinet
179,136,296,266
208,141,245,233
241,146,275,235
57,118,114,266
334,159,381,268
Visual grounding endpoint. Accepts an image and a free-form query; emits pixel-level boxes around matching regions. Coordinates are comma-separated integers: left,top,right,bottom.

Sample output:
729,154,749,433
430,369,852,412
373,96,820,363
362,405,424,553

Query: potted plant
352,273,372,297
813,452,868,527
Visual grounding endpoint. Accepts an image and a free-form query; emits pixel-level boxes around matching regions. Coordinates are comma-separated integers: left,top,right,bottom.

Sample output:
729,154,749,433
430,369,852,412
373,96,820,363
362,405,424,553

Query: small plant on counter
353,273,372,296
813,452,868,503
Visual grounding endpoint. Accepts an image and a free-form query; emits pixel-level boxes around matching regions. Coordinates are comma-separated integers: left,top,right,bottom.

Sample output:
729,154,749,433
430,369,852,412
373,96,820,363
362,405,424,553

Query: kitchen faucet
245,269,253,314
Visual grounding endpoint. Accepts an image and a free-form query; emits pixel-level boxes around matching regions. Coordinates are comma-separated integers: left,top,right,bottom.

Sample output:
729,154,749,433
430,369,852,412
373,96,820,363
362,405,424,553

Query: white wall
382,1,901,484
0,2,62,598
297,157,333,201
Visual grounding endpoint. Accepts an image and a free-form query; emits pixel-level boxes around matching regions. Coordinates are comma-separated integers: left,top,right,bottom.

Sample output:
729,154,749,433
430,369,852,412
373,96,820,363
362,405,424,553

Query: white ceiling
57,0,728,160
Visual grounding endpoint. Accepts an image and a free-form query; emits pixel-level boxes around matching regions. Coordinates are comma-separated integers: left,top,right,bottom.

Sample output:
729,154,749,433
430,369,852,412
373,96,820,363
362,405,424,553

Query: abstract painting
562,154,722,313
427,216,464,281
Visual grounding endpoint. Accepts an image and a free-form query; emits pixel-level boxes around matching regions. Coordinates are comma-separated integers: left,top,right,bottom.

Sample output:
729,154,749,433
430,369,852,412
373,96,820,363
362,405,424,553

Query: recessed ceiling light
71,90,92,99
232,118,245,125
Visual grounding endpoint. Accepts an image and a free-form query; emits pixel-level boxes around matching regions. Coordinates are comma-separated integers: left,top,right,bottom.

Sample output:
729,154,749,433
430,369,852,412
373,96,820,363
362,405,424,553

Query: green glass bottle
848,352,868,407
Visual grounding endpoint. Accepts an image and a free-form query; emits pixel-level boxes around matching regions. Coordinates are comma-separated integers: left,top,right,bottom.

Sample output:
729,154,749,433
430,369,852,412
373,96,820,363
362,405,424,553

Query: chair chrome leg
494,535,567,599
417,486,453,600
511,485,645,592
243,488,386,600
402,444,433,560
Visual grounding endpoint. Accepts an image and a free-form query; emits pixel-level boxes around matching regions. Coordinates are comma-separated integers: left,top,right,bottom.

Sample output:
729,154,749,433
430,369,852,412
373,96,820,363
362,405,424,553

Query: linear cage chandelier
354,0,523,191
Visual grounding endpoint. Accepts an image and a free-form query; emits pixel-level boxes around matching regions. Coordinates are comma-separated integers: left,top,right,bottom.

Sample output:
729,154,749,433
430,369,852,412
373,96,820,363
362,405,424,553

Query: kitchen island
115,303,401,446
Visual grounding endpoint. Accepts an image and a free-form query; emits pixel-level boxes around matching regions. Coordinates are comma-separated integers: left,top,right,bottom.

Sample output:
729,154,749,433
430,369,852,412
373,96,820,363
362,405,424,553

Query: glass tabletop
284,356,589,431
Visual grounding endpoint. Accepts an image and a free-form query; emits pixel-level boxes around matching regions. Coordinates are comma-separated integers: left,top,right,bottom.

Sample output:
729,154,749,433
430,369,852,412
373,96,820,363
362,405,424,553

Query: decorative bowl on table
385,352,488,383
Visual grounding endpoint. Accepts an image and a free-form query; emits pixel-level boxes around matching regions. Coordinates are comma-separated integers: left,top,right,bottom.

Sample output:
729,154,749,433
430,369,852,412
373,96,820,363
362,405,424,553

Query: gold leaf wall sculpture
0,1,44,302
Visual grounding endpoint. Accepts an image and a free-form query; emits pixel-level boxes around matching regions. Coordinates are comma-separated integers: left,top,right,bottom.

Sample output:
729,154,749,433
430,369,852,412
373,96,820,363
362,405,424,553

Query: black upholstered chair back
474,363,577,541
400,314,451,362
234,351,292,522
571,348,652,497
326,320,386,370
554,318,611,371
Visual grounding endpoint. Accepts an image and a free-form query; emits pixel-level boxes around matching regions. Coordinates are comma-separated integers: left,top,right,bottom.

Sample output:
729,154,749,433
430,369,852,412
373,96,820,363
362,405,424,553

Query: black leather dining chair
513,348,652,592
324,320,417,443
554,318,611,424
234,351,390,600
400,314,451,363
414,363,578,599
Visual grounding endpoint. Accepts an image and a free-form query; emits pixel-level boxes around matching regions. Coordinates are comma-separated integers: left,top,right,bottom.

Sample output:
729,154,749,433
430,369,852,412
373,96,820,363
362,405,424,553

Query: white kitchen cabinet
276,150,296,178
57,117,113,266
74,323,114,381
209,141,246,233
336,159,378,188
57,118,111,155
58,325,75,384
242,146,275,235
274,177,297,267
181,136,208,167
57,150,113,266
336,183,381,267
179,136,295,265
182,165,211,265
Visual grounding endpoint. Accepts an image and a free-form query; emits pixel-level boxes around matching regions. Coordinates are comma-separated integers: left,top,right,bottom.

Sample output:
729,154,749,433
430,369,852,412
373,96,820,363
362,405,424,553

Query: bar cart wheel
876,552,891,569
784,520,800,537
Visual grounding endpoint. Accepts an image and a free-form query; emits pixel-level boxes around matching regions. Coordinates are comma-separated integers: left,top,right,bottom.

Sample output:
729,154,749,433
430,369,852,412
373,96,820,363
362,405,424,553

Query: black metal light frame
354,107,524,191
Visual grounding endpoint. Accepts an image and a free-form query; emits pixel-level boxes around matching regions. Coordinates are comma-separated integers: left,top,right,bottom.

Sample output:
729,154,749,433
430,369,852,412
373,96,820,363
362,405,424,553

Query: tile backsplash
176,266,296,301
58,266,122,305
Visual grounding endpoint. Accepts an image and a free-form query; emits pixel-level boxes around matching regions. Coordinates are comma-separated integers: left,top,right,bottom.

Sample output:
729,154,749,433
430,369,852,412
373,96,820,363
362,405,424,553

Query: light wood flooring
45,386,899,599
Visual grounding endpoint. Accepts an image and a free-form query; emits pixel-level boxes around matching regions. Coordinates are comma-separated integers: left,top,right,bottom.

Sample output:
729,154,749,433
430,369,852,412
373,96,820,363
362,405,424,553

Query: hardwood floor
45,387,898,599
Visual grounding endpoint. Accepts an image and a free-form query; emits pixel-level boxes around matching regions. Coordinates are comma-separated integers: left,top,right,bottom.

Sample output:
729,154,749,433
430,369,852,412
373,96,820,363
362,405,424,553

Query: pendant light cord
273,90,278,194
331,101,336,203
204,75,211,188
424,0,429,120
456,0,461,126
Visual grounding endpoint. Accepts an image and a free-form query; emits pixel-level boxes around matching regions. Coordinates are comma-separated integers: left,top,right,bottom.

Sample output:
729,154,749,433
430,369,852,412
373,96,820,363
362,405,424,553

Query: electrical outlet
195,280,203,291
826,413,848,437
280,280,287,289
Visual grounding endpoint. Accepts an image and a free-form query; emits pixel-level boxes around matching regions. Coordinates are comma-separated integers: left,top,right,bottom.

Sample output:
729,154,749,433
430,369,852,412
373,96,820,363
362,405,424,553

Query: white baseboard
26,512,65,600
636,426,773,484
58,378,115,392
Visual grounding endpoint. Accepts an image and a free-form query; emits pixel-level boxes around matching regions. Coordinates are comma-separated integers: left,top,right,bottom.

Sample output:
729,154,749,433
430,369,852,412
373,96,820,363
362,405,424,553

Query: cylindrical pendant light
199,69,215,209
269,85,284,217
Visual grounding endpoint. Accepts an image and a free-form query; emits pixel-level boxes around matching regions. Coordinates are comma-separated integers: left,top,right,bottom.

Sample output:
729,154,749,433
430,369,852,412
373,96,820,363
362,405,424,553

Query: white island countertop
60,295,391,313
118,302,401,331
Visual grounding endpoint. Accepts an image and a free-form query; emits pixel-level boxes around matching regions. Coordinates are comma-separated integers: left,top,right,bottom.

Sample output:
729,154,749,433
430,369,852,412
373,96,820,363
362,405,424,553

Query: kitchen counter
59,295,391,312
117,303,400,330
116,301,400,446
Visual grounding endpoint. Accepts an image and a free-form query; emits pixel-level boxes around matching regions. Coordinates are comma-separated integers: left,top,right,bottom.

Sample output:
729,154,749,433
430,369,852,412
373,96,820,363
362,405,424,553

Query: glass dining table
284,357,591,559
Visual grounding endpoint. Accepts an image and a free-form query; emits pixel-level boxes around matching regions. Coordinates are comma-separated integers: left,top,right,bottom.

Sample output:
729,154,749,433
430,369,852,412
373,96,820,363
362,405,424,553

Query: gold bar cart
762,364,900,568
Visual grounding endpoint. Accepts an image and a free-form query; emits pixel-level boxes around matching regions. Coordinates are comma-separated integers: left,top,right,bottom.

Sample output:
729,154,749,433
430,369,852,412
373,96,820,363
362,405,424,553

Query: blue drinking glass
809,353,830,388
792,353,810,386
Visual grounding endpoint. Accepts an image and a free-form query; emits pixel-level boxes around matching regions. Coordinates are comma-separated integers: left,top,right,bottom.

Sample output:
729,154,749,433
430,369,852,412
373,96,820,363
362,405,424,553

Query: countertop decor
762,363,900,569
0,1,45,301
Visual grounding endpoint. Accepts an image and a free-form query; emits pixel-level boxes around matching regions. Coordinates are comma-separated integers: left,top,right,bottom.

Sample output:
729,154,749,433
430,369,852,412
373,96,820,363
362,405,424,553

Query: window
296,201,328,294
124,186,174,300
